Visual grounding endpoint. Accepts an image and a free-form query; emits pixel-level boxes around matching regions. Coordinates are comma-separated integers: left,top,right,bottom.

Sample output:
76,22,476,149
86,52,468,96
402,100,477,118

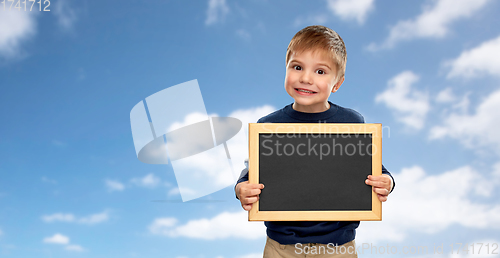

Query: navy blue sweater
236,102,395,245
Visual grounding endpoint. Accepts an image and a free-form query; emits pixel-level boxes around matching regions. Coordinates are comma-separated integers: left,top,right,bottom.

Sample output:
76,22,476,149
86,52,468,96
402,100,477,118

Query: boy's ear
331,76,345,93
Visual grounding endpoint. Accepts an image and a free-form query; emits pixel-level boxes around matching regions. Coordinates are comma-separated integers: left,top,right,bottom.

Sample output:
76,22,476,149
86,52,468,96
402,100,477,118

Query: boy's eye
293,65,302,70
316,69,325,75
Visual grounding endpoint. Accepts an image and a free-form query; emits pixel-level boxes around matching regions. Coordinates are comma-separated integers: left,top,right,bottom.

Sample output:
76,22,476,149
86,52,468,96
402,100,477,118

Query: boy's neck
292,102,331,113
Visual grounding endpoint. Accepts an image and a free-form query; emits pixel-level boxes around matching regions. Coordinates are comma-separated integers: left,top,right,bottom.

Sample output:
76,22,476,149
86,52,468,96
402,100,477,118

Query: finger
242,185,264,195
367,175,390,184
248,188,262,196
241,188,261,198
248,183,265,189
365,179,389,188
368,179,390,187
242,196,259,205
377,194,388,202
241,183,263,191
373,187,389,196
374,187,390,196
243,204,252,211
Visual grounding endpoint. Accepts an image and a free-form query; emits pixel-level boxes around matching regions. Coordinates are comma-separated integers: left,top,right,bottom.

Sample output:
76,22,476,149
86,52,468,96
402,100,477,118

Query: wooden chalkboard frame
248,123,382,221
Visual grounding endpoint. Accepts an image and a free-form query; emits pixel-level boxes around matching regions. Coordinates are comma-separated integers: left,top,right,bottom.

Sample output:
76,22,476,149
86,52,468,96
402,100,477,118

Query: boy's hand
236,181,265,211
365,174,392,202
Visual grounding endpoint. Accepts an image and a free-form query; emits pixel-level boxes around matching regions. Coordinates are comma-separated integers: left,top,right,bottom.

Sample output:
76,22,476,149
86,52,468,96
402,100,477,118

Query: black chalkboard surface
248,123,382,221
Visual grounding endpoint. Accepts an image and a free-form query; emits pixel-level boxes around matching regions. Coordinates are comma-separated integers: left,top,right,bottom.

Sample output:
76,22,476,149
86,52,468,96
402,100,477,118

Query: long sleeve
382,164,395,193
234,168,249,200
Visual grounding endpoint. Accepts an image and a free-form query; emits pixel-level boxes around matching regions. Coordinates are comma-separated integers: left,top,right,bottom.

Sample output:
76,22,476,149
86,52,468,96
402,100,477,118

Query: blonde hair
286,25,347,82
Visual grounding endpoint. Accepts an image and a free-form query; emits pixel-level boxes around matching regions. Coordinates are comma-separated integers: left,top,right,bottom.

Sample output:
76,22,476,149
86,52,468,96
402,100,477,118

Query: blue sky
1,0,500,257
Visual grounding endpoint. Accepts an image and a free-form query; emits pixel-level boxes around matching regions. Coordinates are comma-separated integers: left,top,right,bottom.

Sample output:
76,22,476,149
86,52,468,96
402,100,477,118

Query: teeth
298,89,314,93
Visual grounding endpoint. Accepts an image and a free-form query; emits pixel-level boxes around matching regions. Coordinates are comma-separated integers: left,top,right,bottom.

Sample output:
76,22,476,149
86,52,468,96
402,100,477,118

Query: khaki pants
263,237,358,258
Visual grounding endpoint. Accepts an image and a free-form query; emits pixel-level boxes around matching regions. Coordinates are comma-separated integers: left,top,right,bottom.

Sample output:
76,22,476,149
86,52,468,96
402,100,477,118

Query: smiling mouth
295,88,317,94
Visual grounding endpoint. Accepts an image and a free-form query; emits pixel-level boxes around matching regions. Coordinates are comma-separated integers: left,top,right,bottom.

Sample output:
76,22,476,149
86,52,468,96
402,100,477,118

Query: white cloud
42,211,109,225
130,173,161,188
357,165,500,244
41,176,57,184
150,217,178,230
368,0,492,50
445,35,500,79
163,105,274,201
167,187,180,196
0,10,37,58
407,239,500,258
105,179,125,192
224,105,275,178
435,87,456,103
149,211,266,240
228,105,275,127
78,211,109,225
451,92,471,114
409,250,500,258
493,162,500,184
65,244,85,252
223,105,275,177
43,233,70,245
327,0,375,24
375,71,430,130
53,0,77,31
163,109,221,192
205,0,229,26
43,233,85,252
169,146,238,201
448,239,500,258
168,112,212,132
429,89,500,154
236,29,251,41
42,213,75,223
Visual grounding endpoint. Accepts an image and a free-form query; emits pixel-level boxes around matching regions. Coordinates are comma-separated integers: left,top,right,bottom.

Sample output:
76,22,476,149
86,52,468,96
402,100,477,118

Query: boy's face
285,49,344,113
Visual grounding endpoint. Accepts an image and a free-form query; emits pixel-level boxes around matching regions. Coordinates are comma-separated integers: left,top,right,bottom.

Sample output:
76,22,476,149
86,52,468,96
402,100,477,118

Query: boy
235,25,395,257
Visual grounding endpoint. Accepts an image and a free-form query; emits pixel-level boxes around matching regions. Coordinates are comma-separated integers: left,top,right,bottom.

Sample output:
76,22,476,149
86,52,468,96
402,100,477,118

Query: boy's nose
299,71,313,84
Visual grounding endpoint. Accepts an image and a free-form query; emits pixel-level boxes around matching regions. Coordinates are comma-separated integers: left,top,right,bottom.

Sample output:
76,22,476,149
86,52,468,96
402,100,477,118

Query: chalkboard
248,123,382,221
